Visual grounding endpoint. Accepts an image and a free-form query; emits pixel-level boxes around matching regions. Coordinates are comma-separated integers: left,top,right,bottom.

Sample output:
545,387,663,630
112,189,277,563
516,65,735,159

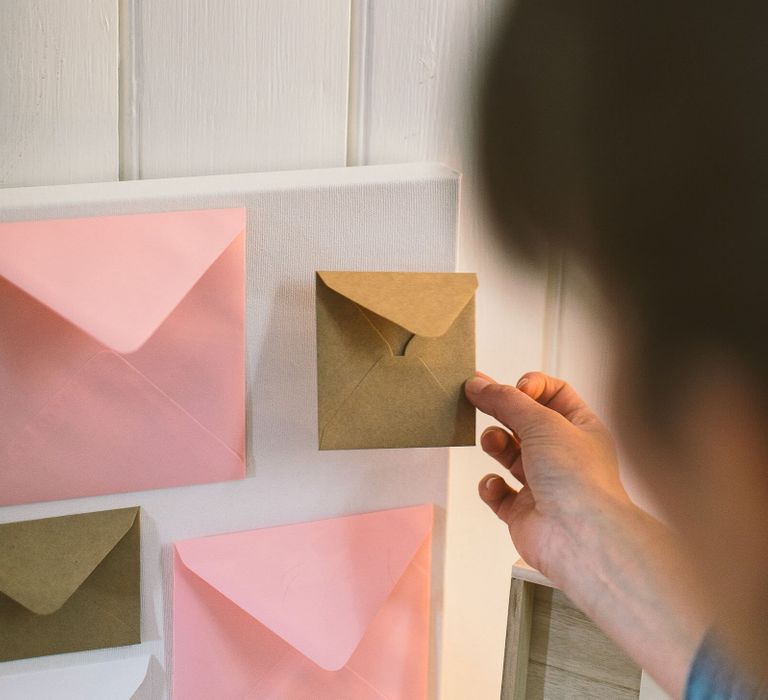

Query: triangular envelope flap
0,208,245,353
317,271,478,337
175,503,434,671
0,507,139,615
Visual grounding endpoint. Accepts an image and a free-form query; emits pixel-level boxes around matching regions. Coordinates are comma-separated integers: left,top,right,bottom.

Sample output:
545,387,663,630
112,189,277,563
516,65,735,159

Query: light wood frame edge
500,577,535,700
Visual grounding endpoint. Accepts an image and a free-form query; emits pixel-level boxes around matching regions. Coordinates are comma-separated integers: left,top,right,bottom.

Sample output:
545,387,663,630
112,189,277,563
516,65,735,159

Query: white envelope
0,655,153,700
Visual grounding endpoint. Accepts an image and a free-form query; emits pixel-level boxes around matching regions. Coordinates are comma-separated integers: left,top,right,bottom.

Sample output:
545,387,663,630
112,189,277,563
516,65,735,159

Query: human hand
466,372,707,697
464,371,632,585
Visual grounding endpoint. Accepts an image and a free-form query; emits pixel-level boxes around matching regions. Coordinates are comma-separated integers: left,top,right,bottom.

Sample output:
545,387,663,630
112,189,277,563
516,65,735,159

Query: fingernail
485,475,501,490
481,427,508,455
466,377,490,394
516,377,529,389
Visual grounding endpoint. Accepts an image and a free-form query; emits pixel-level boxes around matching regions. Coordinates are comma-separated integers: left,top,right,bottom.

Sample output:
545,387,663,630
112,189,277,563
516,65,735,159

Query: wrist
540,495,705,698
537,489,639,599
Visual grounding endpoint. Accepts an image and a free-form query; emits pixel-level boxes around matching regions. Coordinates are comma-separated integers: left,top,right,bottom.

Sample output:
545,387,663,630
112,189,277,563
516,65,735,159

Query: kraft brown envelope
0,507,140,662
316,271,477,449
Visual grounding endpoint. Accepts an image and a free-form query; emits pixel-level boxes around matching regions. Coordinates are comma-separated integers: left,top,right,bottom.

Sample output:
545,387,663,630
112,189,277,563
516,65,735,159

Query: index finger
516,371,598,427
465,374,562,441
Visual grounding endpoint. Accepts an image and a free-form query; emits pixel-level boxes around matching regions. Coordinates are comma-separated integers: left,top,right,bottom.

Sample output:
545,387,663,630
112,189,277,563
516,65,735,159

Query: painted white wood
556,259,665,516
0,163,457,698
131,0,350,179
555,259,614,417
511,558,554,589
0,0,118,187
354,3,551,698
640,670,673,700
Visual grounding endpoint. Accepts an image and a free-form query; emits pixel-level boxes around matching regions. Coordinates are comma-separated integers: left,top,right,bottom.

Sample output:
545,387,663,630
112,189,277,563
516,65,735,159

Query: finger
466,375,563,440
516,371,598,426
480,426,526,484
478,473,520,524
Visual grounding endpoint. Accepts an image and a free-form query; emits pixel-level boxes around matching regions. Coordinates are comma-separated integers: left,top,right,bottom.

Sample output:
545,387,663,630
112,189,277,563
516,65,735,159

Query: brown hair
479,1,768,392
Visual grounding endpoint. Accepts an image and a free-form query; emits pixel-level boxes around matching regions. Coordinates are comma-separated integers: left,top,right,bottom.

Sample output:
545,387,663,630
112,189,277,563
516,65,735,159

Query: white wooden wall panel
354,2,551,698
555,261,614,415
640,670,673,700
556,261,665,517
131,0,350,179
0,0,118,187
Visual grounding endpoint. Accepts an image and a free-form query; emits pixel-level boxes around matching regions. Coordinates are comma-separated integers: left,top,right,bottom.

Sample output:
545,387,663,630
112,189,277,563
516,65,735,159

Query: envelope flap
175,504,433,671
0,507,139,615
317,271,478,337
0,208,245,353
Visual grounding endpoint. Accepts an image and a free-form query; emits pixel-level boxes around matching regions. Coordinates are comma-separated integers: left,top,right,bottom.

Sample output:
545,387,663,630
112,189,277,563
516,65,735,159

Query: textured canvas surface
0,164,459,698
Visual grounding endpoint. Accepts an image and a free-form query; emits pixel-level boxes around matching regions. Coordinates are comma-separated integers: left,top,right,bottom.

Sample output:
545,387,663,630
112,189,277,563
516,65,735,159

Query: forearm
466,374,709,696
547,497,708,699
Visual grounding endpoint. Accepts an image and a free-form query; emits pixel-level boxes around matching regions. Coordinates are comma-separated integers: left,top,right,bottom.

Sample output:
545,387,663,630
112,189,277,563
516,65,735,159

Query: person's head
479,0,768,676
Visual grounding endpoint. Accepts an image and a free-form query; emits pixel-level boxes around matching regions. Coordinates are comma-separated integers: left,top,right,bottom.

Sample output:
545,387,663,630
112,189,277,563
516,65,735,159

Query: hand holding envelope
0,209,245,505
316,271,478,449
173,504,433,699
0,507,140,662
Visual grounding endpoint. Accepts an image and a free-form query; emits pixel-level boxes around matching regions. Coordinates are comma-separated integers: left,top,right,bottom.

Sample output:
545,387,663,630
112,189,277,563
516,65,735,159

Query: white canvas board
0,163,460,698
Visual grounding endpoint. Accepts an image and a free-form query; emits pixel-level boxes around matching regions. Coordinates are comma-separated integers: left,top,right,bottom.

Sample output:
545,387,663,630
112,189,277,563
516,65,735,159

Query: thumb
465,375,563,440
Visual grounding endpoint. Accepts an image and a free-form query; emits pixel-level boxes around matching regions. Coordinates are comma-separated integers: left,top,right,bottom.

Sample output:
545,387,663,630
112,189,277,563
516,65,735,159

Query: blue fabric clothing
686,630,766,699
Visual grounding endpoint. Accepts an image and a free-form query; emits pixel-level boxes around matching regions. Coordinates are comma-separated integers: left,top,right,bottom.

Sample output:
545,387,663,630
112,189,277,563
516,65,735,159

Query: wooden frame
502,559,645,700
501,578,535,699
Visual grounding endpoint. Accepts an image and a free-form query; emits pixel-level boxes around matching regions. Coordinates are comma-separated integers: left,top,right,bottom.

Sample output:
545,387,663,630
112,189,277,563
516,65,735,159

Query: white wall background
0,1,618,698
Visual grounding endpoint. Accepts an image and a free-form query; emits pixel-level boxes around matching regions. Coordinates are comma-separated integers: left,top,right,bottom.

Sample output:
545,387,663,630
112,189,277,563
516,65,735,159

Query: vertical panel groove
118,0,141,180
542,252,565,376
346,0,370,166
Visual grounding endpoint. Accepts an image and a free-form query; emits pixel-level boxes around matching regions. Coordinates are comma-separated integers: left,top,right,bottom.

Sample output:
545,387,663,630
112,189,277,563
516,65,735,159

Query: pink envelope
173,504,433,699
0,208,245,505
